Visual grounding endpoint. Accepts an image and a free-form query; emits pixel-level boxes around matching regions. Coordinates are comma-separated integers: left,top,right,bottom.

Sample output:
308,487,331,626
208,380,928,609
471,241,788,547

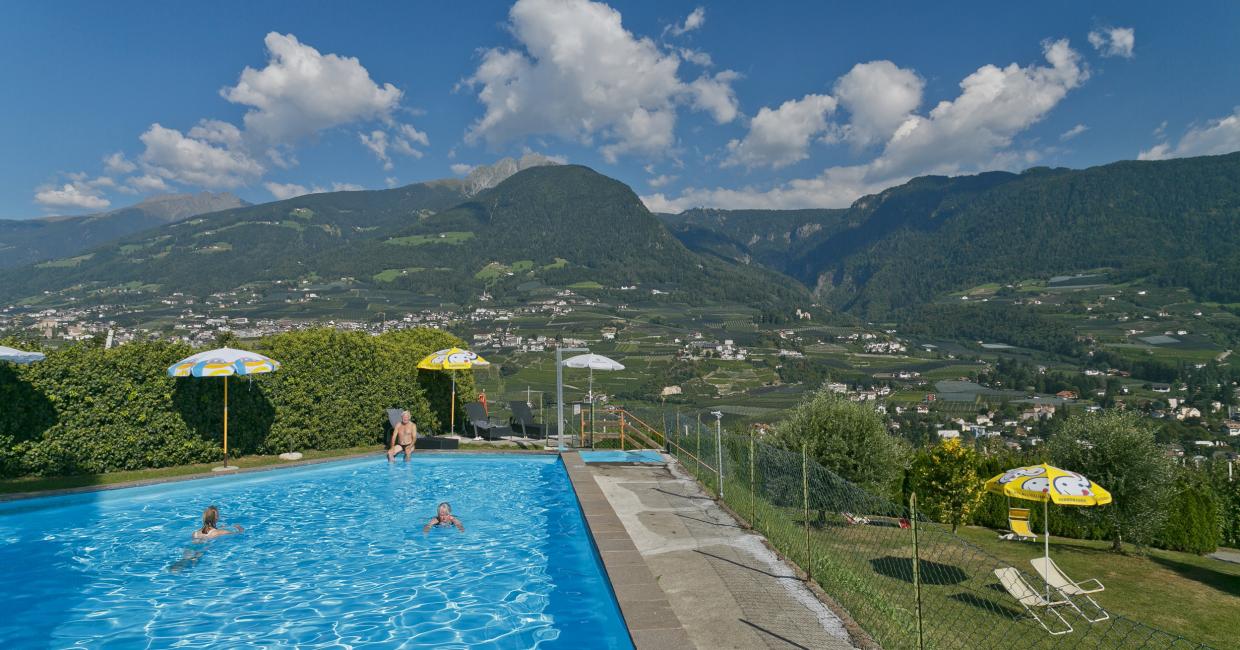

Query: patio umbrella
985,463,1111,596
561,353,624,403
168,347,280,470
0,345,45,364
417,347,490,436
562,353,624,444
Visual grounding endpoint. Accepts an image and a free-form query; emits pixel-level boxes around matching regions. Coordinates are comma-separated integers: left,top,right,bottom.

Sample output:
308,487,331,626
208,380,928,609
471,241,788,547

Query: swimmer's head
401,410,411,423
437,502,451,517
202,505,219,531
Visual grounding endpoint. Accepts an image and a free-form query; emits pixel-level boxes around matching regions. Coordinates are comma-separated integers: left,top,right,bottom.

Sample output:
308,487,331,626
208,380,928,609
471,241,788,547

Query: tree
770,388,907,498
911,438,984,532
1047,411,1175,552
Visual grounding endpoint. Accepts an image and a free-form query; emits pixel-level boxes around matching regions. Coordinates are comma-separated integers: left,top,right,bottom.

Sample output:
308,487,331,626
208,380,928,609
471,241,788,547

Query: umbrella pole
1044,498,1050,600
223,375,229,465
450,374,456,435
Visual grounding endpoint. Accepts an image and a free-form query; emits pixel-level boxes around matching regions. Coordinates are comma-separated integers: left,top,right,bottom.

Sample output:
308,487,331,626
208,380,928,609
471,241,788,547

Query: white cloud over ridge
1088,27,1135,59
646,39,1089,211
464,0,738,162
34,180,112,210
724,94,837,169
1060,124,1088,141
1139,108,1240,161
264,180,366,200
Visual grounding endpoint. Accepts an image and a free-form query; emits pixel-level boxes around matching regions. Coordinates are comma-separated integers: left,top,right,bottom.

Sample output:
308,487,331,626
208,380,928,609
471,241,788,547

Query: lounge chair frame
1030,557,1109,623
994,567,1074,635
510,401,546,439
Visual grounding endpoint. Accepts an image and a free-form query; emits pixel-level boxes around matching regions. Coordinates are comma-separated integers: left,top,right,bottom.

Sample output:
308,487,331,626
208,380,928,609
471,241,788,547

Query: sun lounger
1030,557,1109,622
1002,508,1038,541
465,403,511,441
510,401,546,439
994,567,1074,635
842,512,870,525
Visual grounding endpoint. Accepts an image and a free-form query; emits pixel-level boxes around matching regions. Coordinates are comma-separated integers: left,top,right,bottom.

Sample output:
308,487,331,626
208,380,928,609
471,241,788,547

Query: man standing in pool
387,410,418,462
423,502,464,532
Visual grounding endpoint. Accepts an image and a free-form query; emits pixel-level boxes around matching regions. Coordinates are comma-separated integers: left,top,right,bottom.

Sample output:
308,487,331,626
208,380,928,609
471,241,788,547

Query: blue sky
2,0,1238,218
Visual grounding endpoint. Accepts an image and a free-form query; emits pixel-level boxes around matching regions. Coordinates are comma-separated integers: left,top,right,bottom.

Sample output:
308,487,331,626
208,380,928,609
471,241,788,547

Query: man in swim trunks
423,502,464,533
388,410,418,462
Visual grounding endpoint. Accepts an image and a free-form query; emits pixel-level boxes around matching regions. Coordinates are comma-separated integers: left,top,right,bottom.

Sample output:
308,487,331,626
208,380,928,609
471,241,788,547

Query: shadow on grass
870,555,969,585
947,590,1025,620
1149,554,1240,598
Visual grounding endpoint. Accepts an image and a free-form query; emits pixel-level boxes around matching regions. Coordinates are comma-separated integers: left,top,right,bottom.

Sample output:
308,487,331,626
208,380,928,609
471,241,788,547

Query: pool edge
0,449,558,503
560,451,693,650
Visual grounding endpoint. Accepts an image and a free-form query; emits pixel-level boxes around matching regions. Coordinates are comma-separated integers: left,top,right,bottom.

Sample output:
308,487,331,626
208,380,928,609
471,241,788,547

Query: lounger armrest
1071,577,1105,594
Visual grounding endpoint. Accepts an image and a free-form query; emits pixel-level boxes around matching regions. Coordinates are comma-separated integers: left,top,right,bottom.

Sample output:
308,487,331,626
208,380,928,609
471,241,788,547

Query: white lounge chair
993,567,1074,635
842,512,870,525
1030,557,1109,622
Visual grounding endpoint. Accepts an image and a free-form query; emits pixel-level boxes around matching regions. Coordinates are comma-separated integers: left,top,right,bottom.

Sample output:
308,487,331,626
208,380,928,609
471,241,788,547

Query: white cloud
221,32,404,143
34,181,111,211
723,94,837,169
360,123,428,169
385,176,399,188
265,180,366,199
647,173,677,188
646,39,1089,211
1088,27,1135,59
127,174,172,193
833,61,924,149
139,123,264,188
103,152,137,175
1138,108,1240,160
679,48,712,67
667,7,705,36
450,163,476,176
1060,123,1089,141
264,181,310,200
464,0,738,162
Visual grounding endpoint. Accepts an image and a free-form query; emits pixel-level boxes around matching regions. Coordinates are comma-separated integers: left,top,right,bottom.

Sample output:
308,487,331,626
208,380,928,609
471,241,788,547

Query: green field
35,253,94,268
384,231,476,246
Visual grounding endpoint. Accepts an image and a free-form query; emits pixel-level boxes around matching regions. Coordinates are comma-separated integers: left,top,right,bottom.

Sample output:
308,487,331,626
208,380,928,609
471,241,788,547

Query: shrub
1157,469,1219,554
911,438,983,532
770,388,907,499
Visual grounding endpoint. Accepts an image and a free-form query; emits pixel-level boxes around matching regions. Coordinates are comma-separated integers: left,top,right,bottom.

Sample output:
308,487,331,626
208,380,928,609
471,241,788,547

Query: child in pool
423,502,464,533
192,505,244,541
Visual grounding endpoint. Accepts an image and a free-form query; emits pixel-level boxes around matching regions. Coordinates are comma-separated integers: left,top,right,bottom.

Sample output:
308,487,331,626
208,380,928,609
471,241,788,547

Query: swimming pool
0,454,632,649
578,450,665,464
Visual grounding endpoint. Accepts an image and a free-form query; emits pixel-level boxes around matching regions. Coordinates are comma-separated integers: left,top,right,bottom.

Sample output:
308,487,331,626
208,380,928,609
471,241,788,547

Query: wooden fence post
911,492,924,650
749,434,757,527
803,443,811,581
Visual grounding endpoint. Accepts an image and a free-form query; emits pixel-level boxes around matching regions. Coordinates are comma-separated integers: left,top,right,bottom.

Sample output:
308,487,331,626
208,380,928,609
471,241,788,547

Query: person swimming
192,505,244,541
423,502,464,533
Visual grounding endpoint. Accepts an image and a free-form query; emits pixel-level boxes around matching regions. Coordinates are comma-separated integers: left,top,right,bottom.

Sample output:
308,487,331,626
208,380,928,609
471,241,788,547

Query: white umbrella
168,347,280,470
562,353,624,404
0,345,45,364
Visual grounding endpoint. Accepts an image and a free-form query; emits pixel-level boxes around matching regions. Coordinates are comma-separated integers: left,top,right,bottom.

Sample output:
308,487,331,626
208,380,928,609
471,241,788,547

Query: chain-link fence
652,410,1214,650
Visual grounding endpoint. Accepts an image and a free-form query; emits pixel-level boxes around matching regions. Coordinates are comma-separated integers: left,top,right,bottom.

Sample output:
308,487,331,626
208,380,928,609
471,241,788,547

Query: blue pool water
0,454,632,649
579,450,665,464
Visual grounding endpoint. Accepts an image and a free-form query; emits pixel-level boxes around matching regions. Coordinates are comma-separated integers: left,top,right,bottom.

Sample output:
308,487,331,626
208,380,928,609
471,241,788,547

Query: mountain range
0,192,247,269
4,152,1240,319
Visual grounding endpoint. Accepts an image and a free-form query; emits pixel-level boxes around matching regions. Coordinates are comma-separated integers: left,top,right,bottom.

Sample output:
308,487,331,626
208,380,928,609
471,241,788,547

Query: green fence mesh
646,410,1214,650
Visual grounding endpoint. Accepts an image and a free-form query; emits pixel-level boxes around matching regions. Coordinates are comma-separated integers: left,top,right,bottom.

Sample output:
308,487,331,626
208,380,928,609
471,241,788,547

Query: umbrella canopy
985,463,1110,597
0,345,45,364
168,347,280,469
417,347,489,436
561,353,625,371
168,347,280,377
984,463,1112,506
417,347,490,371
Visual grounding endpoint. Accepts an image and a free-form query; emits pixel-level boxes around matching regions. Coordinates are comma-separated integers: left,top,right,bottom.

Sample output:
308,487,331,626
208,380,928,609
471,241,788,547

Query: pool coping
561,450,693,650
0,448,557,503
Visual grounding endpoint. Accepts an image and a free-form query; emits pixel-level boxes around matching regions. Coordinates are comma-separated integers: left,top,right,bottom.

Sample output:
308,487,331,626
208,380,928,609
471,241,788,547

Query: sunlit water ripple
0,454,631,649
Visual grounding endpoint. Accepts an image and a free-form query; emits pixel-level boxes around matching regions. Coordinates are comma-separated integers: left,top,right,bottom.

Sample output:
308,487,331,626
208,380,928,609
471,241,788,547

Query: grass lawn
669,445,1236,650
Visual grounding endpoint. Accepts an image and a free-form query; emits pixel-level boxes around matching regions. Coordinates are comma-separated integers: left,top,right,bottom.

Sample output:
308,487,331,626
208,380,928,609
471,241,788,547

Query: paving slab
590,460,859,650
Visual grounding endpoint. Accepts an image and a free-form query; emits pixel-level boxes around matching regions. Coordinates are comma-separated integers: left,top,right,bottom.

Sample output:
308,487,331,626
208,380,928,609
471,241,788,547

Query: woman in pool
192,505,244,541
423,502,464,533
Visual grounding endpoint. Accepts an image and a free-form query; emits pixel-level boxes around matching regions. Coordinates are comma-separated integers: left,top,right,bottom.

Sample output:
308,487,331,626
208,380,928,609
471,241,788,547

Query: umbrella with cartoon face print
985,463,1111,596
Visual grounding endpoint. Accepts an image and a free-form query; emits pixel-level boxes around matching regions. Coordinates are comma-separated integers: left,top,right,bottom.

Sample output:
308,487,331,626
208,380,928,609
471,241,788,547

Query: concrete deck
585,457,858,650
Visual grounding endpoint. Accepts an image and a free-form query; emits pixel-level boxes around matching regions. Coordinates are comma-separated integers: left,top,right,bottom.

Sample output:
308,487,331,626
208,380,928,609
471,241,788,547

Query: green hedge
1156,470,1219,554
0,328,473,478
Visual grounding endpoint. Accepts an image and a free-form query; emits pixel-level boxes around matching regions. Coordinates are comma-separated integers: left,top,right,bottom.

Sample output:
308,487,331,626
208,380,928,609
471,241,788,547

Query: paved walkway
589,460,858,650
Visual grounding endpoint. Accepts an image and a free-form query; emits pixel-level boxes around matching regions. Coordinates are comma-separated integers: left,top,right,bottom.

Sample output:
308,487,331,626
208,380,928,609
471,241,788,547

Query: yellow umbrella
985,463,1111,592
417,347,490,436
168,347,280,470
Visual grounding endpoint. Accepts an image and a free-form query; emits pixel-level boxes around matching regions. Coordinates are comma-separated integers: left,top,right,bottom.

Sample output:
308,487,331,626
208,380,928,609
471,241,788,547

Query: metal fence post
749,434,756,527
696,414,702,473
715,419,724,499
910,492,924,650
802,443,811,581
